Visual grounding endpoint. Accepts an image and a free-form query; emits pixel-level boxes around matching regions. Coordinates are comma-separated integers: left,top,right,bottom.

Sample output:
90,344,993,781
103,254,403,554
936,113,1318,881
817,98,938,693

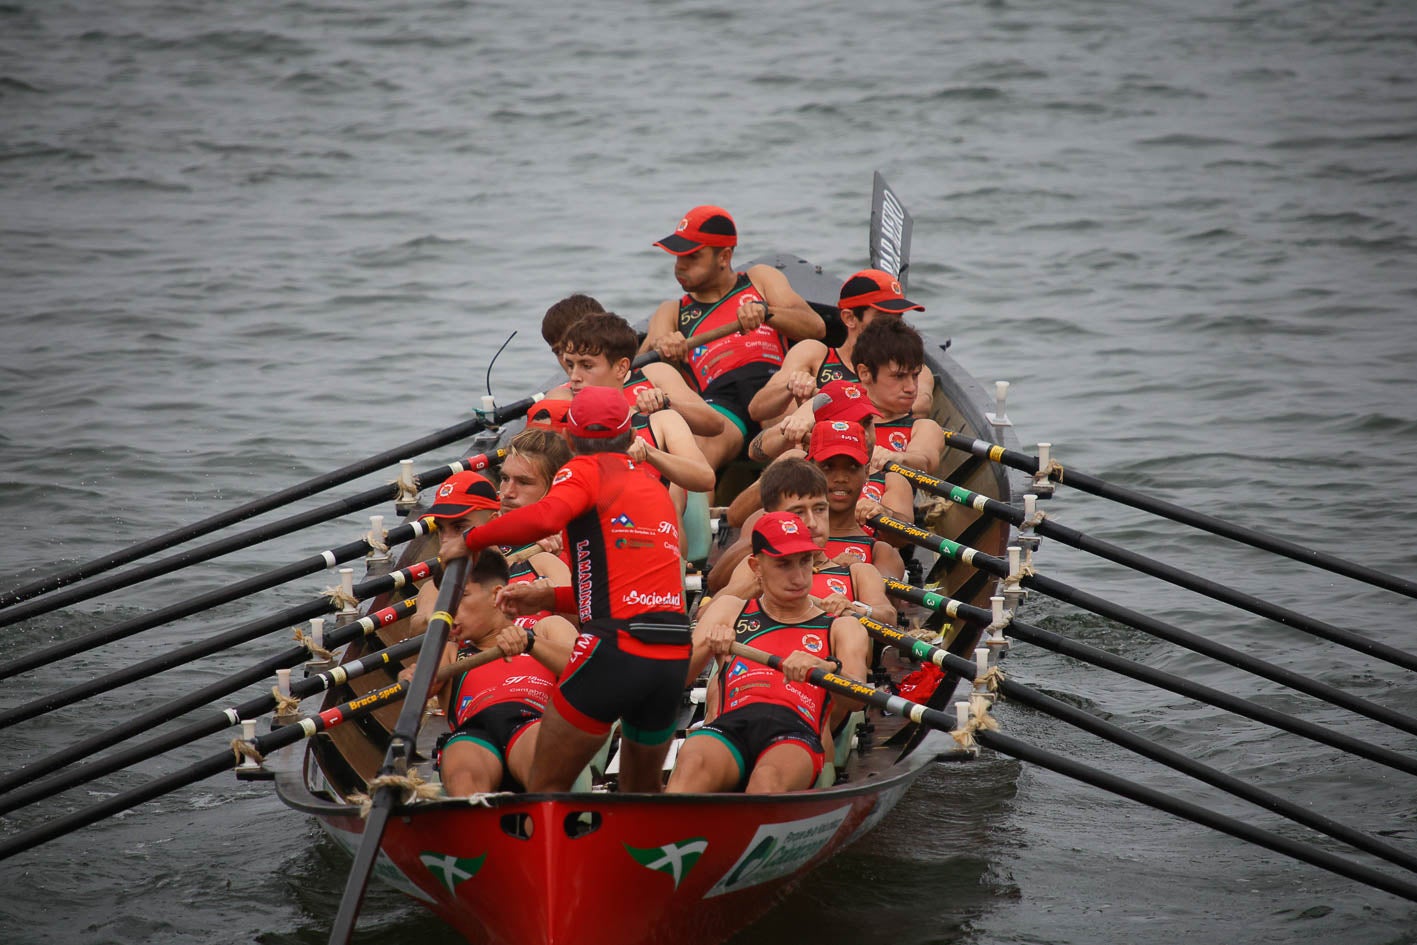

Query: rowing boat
272,176,1026,944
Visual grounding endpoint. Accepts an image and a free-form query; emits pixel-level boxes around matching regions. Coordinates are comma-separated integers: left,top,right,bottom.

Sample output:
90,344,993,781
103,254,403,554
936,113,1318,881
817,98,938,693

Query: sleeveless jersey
504,542,553,631
677,273,786,390
449,645,556,728
720,599,834,726
814,348,858,387
811,564,857,602
622,368,656,405
876,415,916,455
824,534,875,565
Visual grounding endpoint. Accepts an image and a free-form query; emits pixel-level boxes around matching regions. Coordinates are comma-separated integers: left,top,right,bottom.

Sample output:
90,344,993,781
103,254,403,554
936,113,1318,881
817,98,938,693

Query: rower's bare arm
747,265,824,340
530,551,570,588
872,541,906,581
912,370,935,418
410,579,439,635
874,420,944,475
714,555,762,602
848,562,897,628
831,614,872,711
641,362,725,436
706,535,752,595
634,413,715,493
688,595,745,678
641,299,686,359
748,341,826,423
492,615,578,676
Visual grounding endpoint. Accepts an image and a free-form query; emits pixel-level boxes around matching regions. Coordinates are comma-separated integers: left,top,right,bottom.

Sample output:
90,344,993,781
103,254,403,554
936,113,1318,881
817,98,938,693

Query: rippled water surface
3,1,1416,942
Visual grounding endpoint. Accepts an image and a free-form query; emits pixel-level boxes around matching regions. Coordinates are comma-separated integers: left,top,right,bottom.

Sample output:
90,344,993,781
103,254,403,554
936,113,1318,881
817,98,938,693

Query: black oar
0,518,437,683
0,598,421,816
0,450,503,629
886,461,1417,673
869,513,1417,740
0,557,436,729
0,396,534,610
733,642,1417,903
328,555,468,944
937,430,1417,601
631,312,773,369
857,612,1417,874
884,580,1417,777
0,677,414,862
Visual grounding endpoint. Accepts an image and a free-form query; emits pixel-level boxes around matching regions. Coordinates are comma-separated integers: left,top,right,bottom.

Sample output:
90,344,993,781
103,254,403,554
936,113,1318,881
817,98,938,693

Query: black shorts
690,702,824,790
436,701,542,769
702,364,772,443
553,633,690,747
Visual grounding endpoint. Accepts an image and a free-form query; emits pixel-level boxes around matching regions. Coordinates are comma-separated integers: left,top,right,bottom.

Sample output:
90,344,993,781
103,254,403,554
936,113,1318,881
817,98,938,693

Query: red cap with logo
654,205,738,256
814,380,883,424
566,385,633,439
808,420,870,465
838,269,924,313
526,397,572,432
751,511,821,558
426,471,501,519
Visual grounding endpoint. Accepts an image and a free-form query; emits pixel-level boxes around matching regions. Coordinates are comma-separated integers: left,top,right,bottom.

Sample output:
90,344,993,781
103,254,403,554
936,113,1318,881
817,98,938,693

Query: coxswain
748,269,932,424
641,205,824,469
667,511,870,794
437,385,691,794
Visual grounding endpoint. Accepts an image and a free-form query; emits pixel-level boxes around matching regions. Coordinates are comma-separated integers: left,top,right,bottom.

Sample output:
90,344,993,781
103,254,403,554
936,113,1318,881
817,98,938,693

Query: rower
667,511,870,794
851,317,944,475
409,470,504,635
747,268,932,425
404,549,575,796
495,427,574,627
641,205,824,470
437,385,691,794
541,293,606,365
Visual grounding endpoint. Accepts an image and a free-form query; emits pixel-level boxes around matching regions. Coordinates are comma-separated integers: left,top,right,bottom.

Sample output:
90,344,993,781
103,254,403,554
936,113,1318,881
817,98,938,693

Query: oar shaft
976,729,1417,903
0,679,411,862
938,430,1417,601
0,398,527,609
0,520,435,683
630,312,773,369
0,450,499,629
887,462,1417,673
869,513,1417,741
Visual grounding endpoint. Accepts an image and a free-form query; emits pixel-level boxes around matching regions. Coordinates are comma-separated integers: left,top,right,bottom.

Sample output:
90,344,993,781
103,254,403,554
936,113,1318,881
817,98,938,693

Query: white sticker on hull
703,807,849,899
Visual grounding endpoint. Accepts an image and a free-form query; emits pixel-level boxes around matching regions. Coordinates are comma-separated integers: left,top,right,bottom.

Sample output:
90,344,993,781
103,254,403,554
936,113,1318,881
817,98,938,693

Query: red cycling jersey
719,599,834,728
677,273,787,391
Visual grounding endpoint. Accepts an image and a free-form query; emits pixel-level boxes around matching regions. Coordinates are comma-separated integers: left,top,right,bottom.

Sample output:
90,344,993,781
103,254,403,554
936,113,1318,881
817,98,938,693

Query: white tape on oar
322,550,338,569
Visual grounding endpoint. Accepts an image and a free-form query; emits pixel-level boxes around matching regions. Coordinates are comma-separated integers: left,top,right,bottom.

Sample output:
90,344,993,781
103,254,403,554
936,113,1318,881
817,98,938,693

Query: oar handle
632,310,774,368
433,644,511,684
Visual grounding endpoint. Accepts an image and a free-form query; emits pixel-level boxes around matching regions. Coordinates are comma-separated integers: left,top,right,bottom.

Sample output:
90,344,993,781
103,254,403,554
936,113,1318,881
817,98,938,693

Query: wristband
524,627,537,653
552,583,577,614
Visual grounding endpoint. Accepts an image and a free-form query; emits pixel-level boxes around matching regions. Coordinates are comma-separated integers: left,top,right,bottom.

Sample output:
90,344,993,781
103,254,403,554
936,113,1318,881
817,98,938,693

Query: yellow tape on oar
430,610,453,627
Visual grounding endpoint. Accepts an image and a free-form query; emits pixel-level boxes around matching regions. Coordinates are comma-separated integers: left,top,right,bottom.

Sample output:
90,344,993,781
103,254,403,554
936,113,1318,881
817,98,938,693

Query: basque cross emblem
624,838,708,890
420,851,487,894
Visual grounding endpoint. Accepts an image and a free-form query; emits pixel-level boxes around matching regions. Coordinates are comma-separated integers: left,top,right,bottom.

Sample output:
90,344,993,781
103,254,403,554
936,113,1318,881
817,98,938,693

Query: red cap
654,205,737,256
751,511,821,558
426,471,500,519
814,380,882,424
526,397,572,432
808,420,870,465
566,385,632,439
839,269,923,313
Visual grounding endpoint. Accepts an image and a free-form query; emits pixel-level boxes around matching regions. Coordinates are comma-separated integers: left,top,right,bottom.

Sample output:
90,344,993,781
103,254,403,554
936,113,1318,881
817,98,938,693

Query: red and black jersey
677,273,787,391
448,644,556,728
814,347,858,387
824,534,875,566
811,564,857,601
503,542,554,631
876,416,916,455
719,599,834,728
622,368,655,406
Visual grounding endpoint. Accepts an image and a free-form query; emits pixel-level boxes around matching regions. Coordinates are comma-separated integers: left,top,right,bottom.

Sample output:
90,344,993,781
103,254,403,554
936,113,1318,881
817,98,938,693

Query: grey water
2,0,1416,942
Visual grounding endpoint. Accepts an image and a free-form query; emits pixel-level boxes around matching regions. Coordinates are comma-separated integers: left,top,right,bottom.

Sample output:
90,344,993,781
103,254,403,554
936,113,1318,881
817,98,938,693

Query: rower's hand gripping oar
631,308,774,369
327,555,469,945
935,430,1417,601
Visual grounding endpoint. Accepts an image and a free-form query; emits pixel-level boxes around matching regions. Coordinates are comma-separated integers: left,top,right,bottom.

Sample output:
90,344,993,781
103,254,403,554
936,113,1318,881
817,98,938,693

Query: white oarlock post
273,668,299,726
234,718,271,780
310,617,325,652
986,380,1012,428
1003,546,1027,611
988,595,1010,656
955,701,970,732
394,459,419,514
333,567,358,626
305,616,334,676
972,647,993,700
364,513,392,578
1031,442,1055,497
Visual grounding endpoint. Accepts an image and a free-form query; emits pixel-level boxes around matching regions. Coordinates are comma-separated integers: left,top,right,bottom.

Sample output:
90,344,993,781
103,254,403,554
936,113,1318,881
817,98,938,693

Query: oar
0,396,535,609
884,579,1417,778
731,642,1417,903
886,461,1417,673
936,430,1417,601
868,512,1417,740
0,599,421,815
0,676,415,862
0,556,436,730
328,556,468,944
631,311,774,369
0,518,438,683
856,613,1417,874
0,449,505,629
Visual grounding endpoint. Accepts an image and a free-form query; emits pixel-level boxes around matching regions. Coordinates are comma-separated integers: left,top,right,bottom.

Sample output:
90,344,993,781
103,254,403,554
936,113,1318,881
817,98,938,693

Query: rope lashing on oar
884,461,1417,674
0,557,436,731
347,771,442,818
0,394,533,611
230,738,265,767
857,605,1417,874
0,604,424,816
292,624,335,662
950,694,999,752
933,431,1417,602
0,678,413,862
321,582,362,613
270,685,303,717
867,511,1417,740
364,524,390,556
881,578,1417,778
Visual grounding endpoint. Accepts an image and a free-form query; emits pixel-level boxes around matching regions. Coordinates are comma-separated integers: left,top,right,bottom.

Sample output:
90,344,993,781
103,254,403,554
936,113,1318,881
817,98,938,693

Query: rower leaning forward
438,385,690,794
